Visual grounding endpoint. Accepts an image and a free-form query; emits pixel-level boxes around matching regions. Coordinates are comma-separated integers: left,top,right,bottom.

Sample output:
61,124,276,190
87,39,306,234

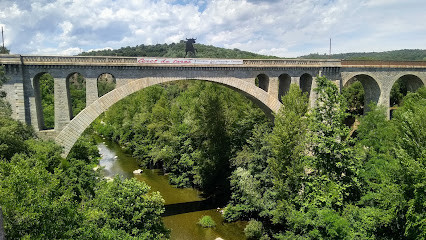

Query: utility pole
329,38,331,56
1,27,4,54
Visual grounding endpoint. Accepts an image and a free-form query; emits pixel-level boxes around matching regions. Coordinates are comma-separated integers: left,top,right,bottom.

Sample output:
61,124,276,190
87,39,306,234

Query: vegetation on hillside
224,78,425,239
91,72,425,239
79,41,425,61
300,49,426,61
79,41,279,59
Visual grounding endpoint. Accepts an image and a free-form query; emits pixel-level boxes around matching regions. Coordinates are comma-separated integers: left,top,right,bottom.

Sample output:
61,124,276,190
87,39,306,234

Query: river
97,137,247,240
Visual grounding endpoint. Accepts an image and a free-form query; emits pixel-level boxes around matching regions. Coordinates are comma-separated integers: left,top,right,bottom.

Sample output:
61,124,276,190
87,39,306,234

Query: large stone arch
389,74,425,107
343,73,381,112
56,77,282,156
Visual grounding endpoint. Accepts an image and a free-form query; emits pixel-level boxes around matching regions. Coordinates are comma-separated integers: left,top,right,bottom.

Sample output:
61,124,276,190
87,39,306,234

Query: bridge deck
1,54,425,68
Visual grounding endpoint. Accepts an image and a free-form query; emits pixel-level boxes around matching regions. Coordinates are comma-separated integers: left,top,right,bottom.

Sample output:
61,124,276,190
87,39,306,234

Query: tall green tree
267,84,309,231
39,73,54,129
342,81,365,116
193,83,231,195
269,84,308,198
277,76,361,239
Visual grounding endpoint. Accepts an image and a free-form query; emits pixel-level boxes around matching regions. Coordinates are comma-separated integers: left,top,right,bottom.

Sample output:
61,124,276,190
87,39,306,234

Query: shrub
244,220,263,239
198,215,216,228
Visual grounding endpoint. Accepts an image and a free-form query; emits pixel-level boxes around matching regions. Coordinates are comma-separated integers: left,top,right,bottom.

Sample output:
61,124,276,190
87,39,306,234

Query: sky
0,0,425,57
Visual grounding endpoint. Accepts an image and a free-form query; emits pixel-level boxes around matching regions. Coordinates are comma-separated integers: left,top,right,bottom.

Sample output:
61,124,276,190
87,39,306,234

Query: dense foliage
0,65,169,239
69,73,86,117
224,77,426,239
92,81,270,198
39,73,55,129
91,72,425,239
0,124,168,239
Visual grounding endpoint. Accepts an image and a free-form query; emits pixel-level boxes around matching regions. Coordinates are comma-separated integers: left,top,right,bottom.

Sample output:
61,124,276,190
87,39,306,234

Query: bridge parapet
8,55,343,67
0,54,22,64
342,60,426,68
243,59,341,67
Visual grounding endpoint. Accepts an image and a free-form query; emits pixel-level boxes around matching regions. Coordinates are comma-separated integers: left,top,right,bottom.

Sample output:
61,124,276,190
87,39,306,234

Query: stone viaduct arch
55,76,282,156
341,68,426,115
1,55,425,156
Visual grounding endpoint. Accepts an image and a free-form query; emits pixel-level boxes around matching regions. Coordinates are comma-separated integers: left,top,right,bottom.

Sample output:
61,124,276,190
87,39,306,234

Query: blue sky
0,0,425,57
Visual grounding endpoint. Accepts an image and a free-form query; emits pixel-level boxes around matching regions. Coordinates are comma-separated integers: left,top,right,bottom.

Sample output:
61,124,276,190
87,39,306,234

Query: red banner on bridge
136,58,243,65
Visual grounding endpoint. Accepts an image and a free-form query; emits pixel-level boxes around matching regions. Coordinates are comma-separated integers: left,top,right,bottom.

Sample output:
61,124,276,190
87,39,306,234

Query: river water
97,137,247,240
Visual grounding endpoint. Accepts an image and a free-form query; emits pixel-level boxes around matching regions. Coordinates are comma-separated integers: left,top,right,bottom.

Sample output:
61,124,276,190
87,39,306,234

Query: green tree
97,75,116,97
342,81,365,116
193,83,231,195
269,84,308,198
267,84,309,230
390,78,408,107
39,73,54,129
83,177,169,239
69,73,86,117
277,76,361,239
0,47,10,54
224,123,274,222
391,93,426,238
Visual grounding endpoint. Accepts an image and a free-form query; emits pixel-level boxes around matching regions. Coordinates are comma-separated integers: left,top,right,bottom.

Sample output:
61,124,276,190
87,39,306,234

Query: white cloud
0,0,425,57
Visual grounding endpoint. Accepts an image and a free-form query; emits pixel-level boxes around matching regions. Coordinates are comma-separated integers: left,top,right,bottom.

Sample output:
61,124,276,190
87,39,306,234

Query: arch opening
278,74,291,102
390,74,424,107
67,72,86,118
97,73,116,97
344,74,380,115
56,77,282,156
35,72,55,130
255,74,269,92
300,73,312,95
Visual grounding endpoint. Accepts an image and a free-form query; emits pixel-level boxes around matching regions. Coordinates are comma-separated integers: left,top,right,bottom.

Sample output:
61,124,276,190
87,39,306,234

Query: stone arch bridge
1,55,425,156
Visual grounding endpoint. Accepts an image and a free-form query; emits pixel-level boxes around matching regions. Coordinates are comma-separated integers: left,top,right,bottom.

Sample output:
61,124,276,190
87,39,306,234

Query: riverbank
97,137,247,240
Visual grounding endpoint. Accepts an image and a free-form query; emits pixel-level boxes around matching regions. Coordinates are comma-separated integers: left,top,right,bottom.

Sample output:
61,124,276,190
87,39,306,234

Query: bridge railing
22,55,139,64
3,55,425,68
243,59,341,66
342,60,426,68
17,55,342,67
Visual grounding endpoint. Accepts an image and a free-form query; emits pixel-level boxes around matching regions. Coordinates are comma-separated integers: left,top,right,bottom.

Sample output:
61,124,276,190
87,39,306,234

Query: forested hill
80,42,425,61
299,49,426,61
79,41,278,59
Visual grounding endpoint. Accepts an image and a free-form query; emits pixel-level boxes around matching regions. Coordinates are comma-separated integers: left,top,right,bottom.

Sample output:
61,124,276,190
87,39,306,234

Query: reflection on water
97,137,246,240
